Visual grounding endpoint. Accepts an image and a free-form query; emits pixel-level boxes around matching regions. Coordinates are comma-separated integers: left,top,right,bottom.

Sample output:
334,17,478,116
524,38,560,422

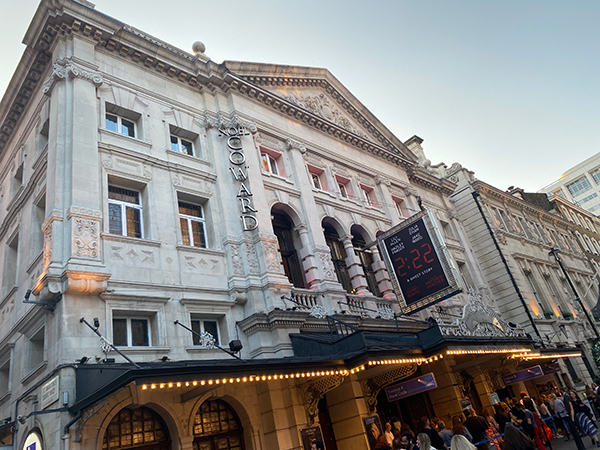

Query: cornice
408,166,456,196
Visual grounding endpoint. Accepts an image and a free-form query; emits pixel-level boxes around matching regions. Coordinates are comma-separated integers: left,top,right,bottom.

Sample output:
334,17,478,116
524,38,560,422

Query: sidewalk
546,435,598,450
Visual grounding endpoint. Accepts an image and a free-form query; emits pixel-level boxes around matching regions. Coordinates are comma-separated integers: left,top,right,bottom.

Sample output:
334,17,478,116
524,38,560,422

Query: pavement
548,435,599,450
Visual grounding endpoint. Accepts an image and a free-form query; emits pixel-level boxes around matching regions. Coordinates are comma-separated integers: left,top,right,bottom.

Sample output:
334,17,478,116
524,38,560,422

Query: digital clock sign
377,209,462,314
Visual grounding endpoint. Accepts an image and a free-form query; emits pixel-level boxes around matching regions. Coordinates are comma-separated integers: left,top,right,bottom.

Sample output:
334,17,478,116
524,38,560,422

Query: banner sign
377,210,462,314
542,363,561,374
502,365,544,385
385,373,437,402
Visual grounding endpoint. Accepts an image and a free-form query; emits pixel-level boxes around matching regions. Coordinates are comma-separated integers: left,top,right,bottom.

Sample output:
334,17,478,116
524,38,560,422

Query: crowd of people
372,384,600,450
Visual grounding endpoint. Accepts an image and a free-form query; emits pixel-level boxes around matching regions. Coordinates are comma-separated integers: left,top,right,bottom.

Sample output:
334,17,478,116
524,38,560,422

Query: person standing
463,408,489,450
563,389,587,450
384,422,395,448
502,423,537,450
419,417,447,450
437,420,453,450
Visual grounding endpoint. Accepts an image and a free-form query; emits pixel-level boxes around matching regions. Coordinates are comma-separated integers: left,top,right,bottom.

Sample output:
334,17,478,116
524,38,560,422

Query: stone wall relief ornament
67,63,104,87
283,93,369,139
73,218,100,258
246,242,260,275
309,304,327,319
300,375,345,425
42,222,53,268
262,240,283,274
317,250,337,281
42,62,67,95
285,138,306,153
230,244,244,276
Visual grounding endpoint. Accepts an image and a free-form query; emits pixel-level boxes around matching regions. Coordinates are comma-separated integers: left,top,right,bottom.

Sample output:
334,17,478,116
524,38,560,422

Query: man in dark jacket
419,416,447,450
463,408,489,450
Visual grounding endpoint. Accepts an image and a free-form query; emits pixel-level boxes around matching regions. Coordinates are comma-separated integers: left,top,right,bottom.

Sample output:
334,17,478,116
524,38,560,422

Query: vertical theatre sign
219,125,258,231
377,209,462,314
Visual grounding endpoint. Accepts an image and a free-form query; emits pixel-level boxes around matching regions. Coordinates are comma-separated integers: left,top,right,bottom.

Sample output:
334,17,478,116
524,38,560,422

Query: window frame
190,318,220,346
170,135,194,156
335,175,353,200
393,197,409,219
360,185,377,208
112,316,152,347
104,103,141,139
260,147,286,177
108,185,144,238
179,201,207,248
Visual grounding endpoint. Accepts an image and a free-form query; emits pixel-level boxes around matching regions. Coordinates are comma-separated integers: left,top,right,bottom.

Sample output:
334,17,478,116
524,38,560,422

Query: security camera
93,317,100,329
17,415,27,425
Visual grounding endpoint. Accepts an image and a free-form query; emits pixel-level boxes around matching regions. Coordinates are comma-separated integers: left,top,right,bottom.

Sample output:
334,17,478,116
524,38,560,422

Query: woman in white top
451,435,476,450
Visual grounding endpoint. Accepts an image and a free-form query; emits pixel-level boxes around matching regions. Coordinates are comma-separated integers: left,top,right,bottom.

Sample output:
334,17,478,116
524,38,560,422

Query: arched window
323,220,352,293
102,406,170,450
193,400,244,450
272,209,306,288
351,227,381,297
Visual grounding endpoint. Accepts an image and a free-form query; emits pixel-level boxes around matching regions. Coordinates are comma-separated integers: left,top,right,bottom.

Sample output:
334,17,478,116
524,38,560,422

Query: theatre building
0,1,585,449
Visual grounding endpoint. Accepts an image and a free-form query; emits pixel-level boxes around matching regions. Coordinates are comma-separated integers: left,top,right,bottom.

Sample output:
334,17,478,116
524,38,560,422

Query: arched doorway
193,400,244,450
102,406,170,450
271,208,306,288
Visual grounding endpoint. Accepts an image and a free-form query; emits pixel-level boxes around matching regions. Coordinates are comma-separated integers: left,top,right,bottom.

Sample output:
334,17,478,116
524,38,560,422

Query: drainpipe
62,410,82,450
471,190,545,346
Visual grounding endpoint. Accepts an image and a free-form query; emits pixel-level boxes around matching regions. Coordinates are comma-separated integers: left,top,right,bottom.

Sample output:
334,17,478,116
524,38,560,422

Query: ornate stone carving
262,240,283,274
42,221,53,269
284,93,369,139
360,365,418,413
74,399,107,442
433,290,527,338
246,242,260,275
72,218,100,258
316,249,337,281
285,137,306,153
300,375,345,424
43,60,104,96
230,244,244,276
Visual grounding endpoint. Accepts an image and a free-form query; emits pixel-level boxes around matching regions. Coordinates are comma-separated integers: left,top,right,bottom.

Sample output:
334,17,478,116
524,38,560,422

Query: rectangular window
179,201,207,248
393,197,409,219
28,327,45,372
361,186,377,207
0,354,11,398
169,124,198,156
112,317,150,347
108,185,142,238
525,271,549,314
2,233,19,296
567,177,592,198
105,103,141,138
260,148,285,177
335,175,353,200
591,167,600,184
307,165,327,191
191,319,220,346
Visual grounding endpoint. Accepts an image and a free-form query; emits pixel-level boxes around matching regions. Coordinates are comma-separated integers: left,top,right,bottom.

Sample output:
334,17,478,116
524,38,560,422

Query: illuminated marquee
219,125,258,231
377,209,462,314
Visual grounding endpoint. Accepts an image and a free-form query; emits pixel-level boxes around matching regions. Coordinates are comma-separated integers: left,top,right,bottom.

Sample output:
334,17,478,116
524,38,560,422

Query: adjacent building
0,1,588,450
539,152,600,215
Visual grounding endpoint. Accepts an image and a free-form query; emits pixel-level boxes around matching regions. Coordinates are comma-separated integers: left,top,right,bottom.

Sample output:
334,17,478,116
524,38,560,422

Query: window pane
126,207,142,238
179,202,202,218
109,186,140,204
191,220,207,248
312,174,321,189
108,203,123,235
170,135,179,152
113,319,127,346
261,153,270,172
339,183,347,198
269,156,278,175
191,320,201,346
180,218,191,246
181,139,193,156
106,114,119,133
121,118,135,137
131,319,149,346
204,321,219,345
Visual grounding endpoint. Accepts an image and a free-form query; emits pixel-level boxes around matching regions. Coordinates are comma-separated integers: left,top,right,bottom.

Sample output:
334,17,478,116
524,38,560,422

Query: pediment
223,61,417,162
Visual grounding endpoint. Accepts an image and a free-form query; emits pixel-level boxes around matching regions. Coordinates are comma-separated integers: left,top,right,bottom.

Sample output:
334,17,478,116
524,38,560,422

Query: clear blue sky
1,0,598,192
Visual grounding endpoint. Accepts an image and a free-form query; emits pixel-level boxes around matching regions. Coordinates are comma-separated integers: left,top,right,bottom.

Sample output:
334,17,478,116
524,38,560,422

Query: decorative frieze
360,364,418,413
72,217,100,258
300,375,345,424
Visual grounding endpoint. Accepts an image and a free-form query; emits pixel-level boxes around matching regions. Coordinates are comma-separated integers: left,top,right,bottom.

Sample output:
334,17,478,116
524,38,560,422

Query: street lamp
548,247,599,339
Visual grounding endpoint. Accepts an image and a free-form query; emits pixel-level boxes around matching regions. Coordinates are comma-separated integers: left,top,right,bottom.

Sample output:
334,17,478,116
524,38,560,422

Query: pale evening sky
0,0,598,192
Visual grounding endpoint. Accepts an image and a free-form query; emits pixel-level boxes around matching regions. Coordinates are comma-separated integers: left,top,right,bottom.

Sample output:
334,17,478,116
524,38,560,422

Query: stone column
342,235,368,295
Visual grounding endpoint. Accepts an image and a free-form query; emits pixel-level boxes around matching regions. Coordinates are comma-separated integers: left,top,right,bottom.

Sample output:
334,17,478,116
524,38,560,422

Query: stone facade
0,2,585,450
